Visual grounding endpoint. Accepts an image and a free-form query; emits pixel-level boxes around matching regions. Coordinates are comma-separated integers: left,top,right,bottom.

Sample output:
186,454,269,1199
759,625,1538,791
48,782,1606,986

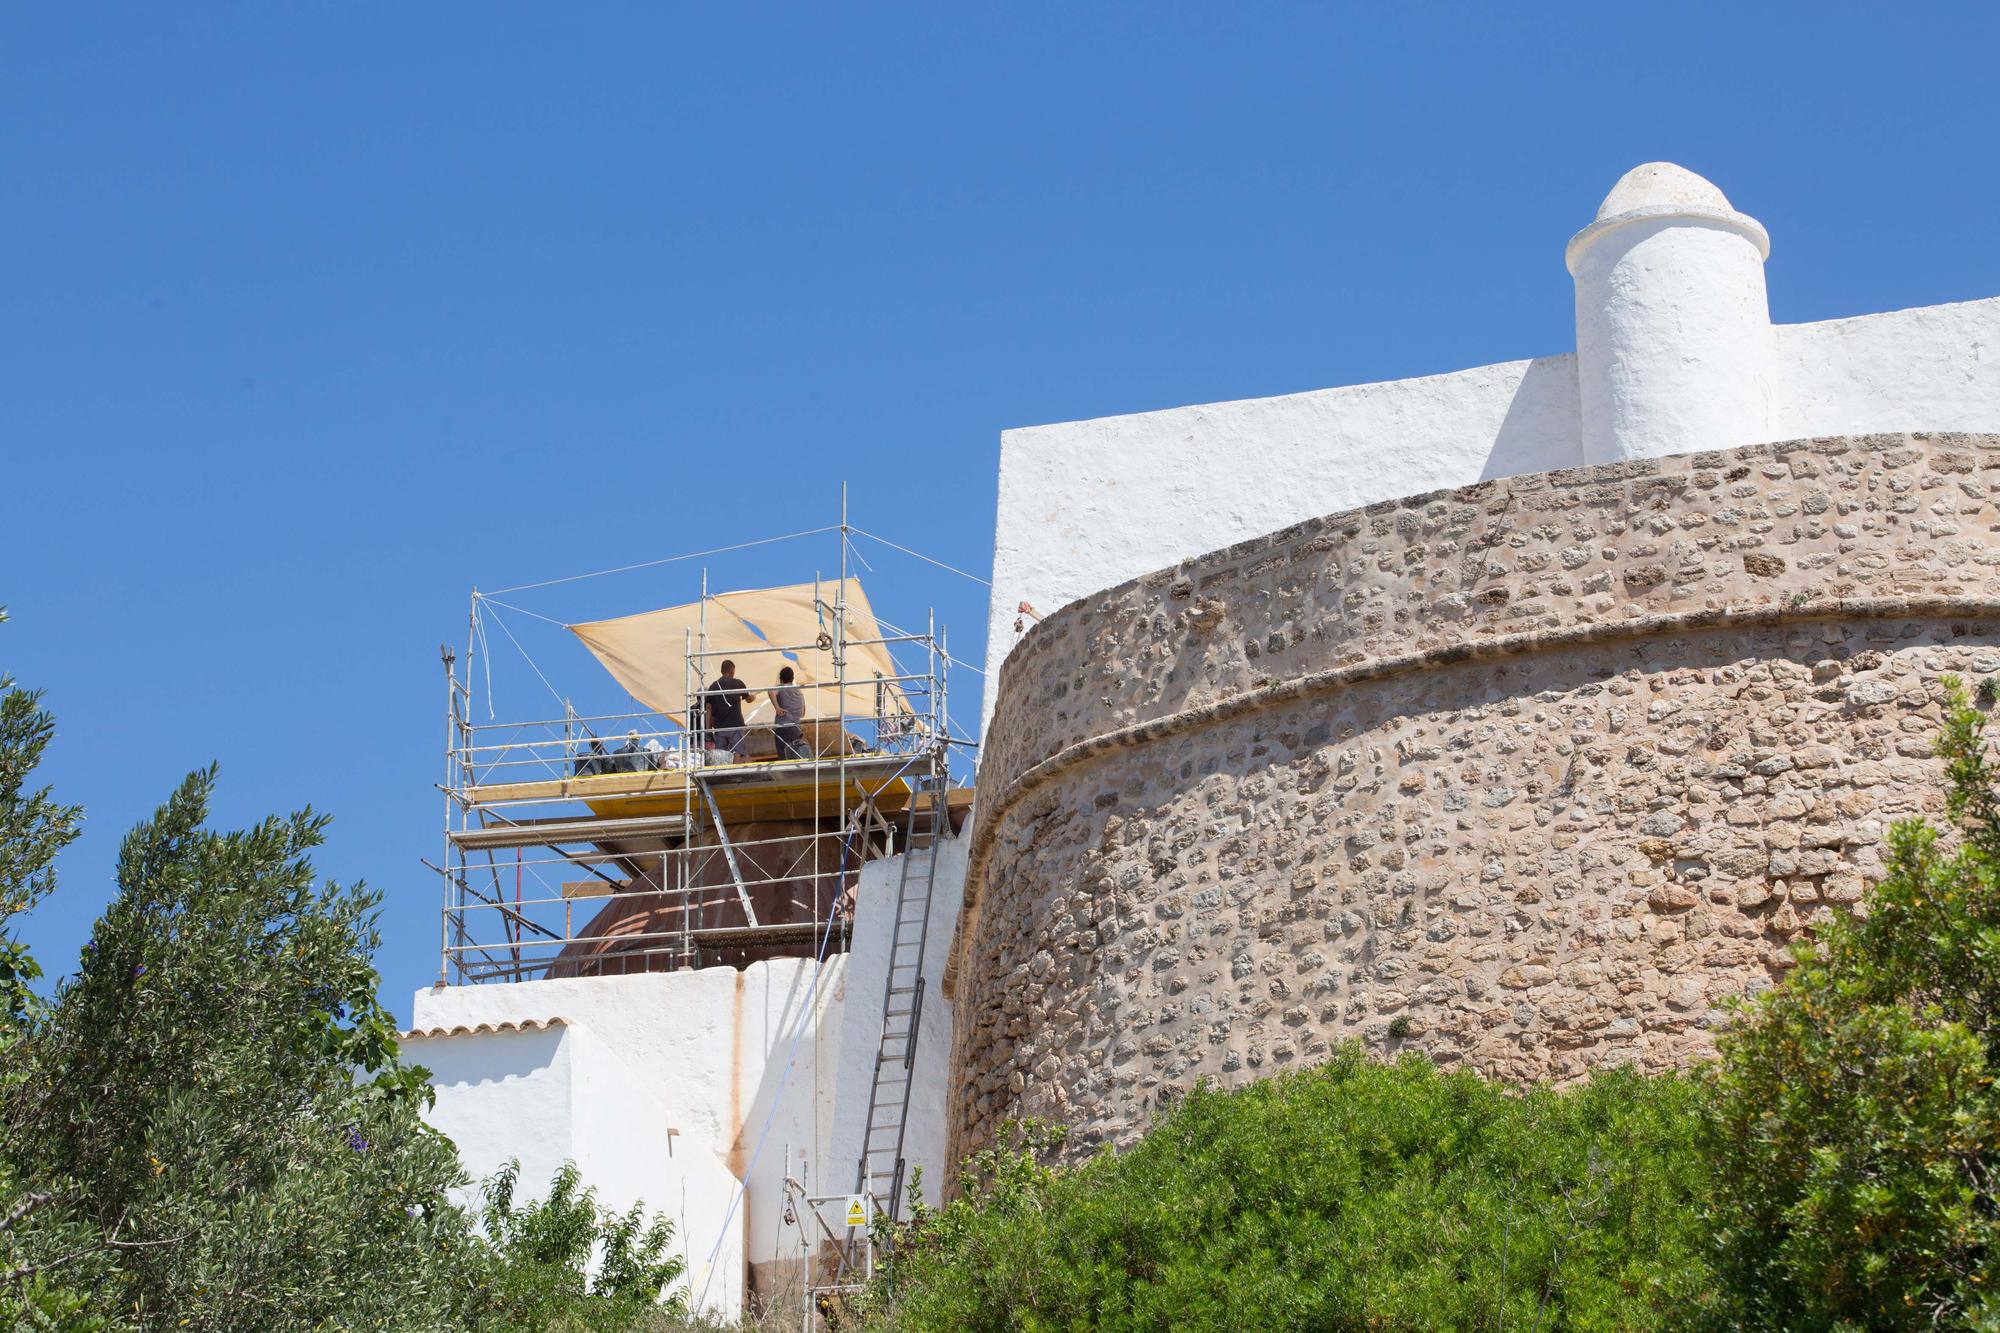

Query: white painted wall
982,352,1583,730
402,836,973,1314
828,832,968,1216
978,160,1999,732
411,959,848,1288
403,1021,747,1319
1776,297,2000,439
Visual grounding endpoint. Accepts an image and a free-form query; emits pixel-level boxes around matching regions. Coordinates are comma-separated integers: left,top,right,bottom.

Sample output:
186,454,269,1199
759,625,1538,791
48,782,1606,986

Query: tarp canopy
569,578,911,726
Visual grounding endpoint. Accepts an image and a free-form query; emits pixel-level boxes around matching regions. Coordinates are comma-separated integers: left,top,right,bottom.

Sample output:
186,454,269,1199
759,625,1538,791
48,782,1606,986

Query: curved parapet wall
950,432,2000,1164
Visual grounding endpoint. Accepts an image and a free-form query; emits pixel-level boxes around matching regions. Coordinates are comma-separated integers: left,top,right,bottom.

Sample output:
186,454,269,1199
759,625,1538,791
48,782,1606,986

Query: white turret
1567,163,1776,464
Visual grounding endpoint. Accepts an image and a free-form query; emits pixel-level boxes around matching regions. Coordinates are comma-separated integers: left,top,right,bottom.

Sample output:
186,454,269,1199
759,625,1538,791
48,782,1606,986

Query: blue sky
4,3,1997,1018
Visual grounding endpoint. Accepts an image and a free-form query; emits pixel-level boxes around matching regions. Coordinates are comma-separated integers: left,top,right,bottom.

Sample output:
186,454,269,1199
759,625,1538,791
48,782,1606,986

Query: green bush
1704,676,2000,1328
861,676,2000,1331
459,1159,687,1331
858,1050,1714,1332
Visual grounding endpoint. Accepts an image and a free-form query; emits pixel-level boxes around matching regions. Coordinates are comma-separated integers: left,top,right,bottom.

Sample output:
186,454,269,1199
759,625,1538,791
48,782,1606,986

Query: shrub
458,1159,686,1331
856,1049,1714,1332
1704,676,2000,1328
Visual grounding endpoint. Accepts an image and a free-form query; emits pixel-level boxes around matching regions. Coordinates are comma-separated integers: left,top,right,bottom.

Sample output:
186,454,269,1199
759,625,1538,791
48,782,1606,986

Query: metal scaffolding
435,557,959,984
430,500,977,1329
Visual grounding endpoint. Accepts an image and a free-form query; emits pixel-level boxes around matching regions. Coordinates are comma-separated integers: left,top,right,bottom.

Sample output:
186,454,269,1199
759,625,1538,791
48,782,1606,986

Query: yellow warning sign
844,1196,869,1228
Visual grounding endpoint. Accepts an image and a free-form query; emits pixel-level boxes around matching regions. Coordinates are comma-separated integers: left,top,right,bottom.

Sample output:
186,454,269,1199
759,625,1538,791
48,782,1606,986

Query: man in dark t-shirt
700,660,755,759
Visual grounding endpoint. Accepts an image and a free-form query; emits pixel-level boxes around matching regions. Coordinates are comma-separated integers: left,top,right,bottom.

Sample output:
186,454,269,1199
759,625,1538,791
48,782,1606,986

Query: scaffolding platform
435,566,967,985
464,753,924,817
428,515,980,1327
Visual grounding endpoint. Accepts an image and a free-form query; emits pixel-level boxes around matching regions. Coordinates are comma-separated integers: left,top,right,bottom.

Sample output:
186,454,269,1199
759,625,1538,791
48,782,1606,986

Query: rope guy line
486,525,841,596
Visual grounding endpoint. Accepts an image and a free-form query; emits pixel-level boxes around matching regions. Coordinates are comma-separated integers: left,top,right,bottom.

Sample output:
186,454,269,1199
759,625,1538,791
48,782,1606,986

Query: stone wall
948,432,2000,1165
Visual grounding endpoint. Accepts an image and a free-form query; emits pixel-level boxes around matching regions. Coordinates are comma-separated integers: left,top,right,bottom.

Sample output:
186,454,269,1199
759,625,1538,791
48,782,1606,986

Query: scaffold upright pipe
438,643,456,985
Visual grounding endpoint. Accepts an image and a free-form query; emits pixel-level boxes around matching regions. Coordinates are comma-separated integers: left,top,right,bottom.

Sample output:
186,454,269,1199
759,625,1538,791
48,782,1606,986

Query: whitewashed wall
983,353,1583,730
1776,298,2000,440
409,959,845,1304
828,833,967,1217
980,293,2000,730
402,835,971,1314
403,1021,747,1319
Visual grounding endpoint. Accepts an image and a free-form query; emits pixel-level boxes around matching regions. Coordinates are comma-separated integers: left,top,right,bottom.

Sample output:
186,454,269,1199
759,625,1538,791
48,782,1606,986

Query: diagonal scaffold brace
693,769,759,928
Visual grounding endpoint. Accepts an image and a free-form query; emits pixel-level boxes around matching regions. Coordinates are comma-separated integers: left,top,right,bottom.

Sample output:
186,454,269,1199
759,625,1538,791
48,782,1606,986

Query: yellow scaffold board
462,757,923,824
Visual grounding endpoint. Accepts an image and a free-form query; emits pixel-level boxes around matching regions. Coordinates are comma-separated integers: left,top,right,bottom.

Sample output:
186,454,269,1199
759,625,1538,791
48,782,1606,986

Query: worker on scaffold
771,665,807,759
699,659,756,762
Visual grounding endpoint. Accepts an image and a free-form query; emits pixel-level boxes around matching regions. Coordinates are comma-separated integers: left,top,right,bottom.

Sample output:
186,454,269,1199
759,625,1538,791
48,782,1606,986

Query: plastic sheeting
569,579,910,725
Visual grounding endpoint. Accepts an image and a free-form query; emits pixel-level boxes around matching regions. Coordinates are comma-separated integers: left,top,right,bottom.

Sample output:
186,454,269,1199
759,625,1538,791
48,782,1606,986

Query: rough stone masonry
947,432,2000,1166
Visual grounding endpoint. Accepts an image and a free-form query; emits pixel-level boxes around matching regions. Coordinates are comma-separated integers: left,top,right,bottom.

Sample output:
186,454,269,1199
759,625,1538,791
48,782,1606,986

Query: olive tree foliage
1705,676,2000,1329
0,608,101,1329
0,616,697,1330
4,760,476,1331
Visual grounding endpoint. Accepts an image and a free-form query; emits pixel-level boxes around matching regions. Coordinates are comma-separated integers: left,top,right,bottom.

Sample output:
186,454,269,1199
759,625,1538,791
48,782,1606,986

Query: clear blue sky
5,4,1997,1019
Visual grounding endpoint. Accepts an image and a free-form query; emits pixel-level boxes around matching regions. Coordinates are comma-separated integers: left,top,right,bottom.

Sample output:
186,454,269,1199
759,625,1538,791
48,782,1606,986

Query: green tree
0,610,101,1329
0,622,697,1331
458,1159,687,1331
857,1049,1715,1332
4,765,474,1331
1706,676,2000,1328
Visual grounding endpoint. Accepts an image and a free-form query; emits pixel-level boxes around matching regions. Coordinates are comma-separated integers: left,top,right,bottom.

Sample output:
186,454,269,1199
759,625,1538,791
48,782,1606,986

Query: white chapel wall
402,832,974,1309
409,958,847,1285
981,352,1583,730
828,833,968,1217
403,1021,747,1319
978,161,2000,732
1775,297,2000,441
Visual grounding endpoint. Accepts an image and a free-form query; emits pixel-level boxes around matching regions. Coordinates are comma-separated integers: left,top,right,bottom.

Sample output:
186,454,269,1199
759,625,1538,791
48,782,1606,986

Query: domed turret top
1566,160,1769,272
1595,162,1733,221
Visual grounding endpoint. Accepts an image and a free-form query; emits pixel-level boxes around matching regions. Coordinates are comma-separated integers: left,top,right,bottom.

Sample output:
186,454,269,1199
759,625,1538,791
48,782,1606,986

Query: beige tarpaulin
569,578,911,725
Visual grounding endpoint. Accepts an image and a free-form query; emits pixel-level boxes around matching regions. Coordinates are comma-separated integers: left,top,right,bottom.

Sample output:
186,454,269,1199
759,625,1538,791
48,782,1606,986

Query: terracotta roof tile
398,1016,569,1040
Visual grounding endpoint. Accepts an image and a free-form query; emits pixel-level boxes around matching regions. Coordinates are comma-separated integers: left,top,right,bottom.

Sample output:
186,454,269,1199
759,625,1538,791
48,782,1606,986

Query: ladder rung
854,815,945,1216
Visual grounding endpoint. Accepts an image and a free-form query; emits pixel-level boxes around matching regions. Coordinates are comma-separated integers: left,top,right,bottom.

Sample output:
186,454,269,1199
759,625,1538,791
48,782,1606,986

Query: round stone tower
948,431,2000,1169
1568,162,1776,464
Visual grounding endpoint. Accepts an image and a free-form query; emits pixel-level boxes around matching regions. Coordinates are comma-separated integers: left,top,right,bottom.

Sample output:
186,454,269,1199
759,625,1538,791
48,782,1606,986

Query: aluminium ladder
851,779,950,1225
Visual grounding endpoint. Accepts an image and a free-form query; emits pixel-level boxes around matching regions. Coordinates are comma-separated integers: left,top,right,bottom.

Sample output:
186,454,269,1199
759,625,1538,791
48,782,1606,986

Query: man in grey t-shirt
772,665,807,759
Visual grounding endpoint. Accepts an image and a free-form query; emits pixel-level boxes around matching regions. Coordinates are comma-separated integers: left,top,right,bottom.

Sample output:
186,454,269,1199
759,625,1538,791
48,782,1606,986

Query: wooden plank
457,754,973,838
464,754,918,809
585,778,912,823
464,768,692,805
450,813,689,851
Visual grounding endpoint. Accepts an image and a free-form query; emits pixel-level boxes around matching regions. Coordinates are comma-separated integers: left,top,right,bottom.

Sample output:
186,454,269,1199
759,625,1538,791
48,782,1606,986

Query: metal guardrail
437,605,956,986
